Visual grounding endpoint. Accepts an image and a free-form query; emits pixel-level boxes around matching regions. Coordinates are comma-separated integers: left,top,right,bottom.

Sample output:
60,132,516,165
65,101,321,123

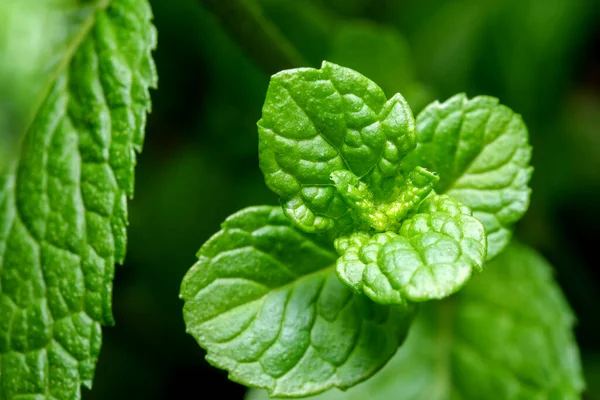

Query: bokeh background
36,0,596,398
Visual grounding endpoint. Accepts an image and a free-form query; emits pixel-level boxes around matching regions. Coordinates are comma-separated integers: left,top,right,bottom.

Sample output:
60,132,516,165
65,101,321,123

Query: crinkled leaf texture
401,94,532,260
180,206,414,398
247,242,584,400
335,195,486,304
330,167,439,232
258,61,415,233
0,0,156,398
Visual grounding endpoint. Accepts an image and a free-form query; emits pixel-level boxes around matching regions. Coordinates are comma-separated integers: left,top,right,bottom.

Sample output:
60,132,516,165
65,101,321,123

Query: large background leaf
0,0,156,398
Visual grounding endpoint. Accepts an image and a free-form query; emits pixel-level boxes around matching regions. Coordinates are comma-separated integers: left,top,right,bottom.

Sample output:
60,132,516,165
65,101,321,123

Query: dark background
82,0,600,398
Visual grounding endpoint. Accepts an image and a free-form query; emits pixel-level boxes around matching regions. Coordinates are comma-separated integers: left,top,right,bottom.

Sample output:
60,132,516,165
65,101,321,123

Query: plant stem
199,0,308,76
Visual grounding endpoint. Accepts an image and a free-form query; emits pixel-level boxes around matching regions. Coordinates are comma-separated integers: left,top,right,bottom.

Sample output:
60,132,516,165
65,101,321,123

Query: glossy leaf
180,206,414,397
335,195,486,304
401,94,532,259
0,1,156,398
258,61,415,233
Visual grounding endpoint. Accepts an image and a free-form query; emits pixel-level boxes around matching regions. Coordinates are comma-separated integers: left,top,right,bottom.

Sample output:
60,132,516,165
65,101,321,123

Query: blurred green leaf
400,0,495,97
258,0,334,66
257,1,434,109
0,0,156,398
394,0,595,118
199,0,307,75
328,21,432,110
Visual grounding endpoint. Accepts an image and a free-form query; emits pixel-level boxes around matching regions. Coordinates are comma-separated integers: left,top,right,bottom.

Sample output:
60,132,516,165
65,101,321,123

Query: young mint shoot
180,61,537,397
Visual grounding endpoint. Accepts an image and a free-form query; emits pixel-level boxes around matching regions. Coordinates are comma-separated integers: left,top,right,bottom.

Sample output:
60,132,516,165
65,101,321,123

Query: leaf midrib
277,82,352,173
441,110,515,194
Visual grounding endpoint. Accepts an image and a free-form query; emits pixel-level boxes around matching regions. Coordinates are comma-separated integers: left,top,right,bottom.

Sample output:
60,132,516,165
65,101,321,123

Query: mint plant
181,61,582,398
0,1,156,398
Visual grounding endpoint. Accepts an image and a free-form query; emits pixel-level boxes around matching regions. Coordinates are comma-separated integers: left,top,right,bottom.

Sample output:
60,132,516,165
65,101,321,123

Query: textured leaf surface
335,195,485,304
330,167,438,232
258,61,415,233
0,0,156,398
248,242,583,399
401,94,532,259
180,206,414,397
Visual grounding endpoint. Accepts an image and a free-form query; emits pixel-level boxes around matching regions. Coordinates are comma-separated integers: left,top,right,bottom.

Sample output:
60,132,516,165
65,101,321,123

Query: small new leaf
335,195,486,304
248,242,584,400
180,206,414,398
401,94,532,259
258,61,415,233
331,167,438,232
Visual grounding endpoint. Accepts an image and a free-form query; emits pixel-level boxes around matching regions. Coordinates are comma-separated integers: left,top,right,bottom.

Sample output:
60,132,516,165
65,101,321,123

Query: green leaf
180,206,414,397
330,166,438,232
401,94,532,260
335,195,486,304
0,0,156,398
258,61,415,233
248,241,584,400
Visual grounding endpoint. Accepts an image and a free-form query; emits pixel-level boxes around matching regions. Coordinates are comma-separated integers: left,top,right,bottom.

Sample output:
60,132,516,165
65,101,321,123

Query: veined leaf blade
181,206,414,398
0,0,156,398
401,94,532,259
